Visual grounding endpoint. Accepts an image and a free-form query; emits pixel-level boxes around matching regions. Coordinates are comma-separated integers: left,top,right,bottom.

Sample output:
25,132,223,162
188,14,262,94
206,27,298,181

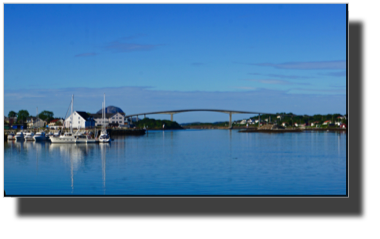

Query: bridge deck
124,109,279,118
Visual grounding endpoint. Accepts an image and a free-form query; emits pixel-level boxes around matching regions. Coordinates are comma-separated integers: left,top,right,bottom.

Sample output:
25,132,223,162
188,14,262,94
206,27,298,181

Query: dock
108,129,146,136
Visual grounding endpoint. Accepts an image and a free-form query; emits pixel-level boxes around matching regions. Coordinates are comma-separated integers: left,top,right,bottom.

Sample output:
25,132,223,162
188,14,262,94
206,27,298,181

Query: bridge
124,109,295,128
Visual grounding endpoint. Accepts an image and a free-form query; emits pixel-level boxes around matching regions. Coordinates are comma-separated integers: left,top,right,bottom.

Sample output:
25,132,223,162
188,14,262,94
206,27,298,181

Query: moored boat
50,132,77,143
25,132,35,141
15,132,24,141
34,131,49,142
75,133,96,143
53,130,61,137
7,132,15,140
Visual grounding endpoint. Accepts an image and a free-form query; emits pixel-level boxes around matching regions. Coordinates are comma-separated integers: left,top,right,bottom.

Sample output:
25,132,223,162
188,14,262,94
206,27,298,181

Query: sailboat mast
103,94,106,129
71,94,73,133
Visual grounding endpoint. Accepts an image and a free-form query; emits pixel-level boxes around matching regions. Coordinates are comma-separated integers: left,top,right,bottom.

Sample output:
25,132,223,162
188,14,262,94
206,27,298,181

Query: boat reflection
6,140,25,152
99,143,110,194
48,143,110,193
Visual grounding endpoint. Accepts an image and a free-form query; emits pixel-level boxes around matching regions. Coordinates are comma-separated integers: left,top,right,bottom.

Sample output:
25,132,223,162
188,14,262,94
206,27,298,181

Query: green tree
17,110,29,124
38,110,54,122
8,111,17,118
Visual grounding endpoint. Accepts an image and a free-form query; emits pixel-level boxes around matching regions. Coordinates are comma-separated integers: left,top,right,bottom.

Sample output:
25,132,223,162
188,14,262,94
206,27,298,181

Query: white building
26,117,46,128
255,119,260,123
322,120,332,125
240,119,246,124
91,112,125,126
65,111,95,129
109,112,125,125
247,119,253,124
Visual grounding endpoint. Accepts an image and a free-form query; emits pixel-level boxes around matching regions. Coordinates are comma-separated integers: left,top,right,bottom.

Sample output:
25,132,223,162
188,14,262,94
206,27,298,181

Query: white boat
25,132,35,141
7,132,15,140
50,132,77,143
34,131,49,142
15,132,25,141
99,133,110,143
75,133,96,143
99,94,111,143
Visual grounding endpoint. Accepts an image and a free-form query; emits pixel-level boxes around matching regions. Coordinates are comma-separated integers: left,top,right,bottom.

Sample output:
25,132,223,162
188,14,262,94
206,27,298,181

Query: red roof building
322,120,332,125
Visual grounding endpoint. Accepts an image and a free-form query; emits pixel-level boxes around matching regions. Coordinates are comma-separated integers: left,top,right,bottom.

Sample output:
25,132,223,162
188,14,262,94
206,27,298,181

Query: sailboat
50,95,78,143
99,94,111,143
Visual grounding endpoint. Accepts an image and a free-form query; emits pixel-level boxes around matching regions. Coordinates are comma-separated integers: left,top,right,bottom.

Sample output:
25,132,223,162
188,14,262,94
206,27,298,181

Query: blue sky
4,4,347,123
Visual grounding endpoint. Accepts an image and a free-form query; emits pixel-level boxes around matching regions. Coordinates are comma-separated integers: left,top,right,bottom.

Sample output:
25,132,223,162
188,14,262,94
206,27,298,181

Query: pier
108,129,145,136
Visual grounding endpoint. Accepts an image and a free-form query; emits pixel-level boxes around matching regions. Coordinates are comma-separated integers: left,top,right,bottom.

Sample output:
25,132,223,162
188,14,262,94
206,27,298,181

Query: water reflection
5,131,347,196
49,144,90,192
99,143,110,194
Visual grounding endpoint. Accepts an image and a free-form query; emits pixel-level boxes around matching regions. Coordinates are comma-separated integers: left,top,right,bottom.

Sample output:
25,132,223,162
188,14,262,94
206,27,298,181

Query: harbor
4,128,146,143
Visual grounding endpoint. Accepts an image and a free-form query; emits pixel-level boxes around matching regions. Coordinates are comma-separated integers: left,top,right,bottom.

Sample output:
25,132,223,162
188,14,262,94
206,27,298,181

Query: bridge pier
170,114,173,122
229,112,232,129
259,113,261,126
144,114,146,119
136,116,138,122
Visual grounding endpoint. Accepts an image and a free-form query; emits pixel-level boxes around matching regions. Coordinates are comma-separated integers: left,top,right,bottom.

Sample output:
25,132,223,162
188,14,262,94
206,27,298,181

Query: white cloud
252,61,346,70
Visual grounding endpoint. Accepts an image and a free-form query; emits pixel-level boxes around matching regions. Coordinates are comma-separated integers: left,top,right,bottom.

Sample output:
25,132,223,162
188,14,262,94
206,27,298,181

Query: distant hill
96,106,124,115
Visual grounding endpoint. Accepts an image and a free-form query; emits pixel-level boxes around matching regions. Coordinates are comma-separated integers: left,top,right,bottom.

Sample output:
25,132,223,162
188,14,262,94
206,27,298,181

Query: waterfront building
91,112,125,127
65,111,96,129
48,118,64,126
26,117,37,128
48,118,64,129
240,119,246,124
27,117,46,128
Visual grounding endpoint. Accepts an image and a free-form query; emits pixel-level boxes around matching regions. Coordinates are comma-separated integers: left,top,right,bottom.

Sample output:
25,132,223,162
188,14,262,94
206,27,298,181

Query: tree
17,110,29,124
8,111,17,118
38,110,54,122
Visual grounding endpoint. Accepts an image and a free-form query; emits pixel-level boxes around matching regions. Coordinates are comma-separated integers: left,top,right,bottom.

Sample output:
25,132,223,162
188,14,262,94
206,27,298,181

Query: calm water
4,130,346,196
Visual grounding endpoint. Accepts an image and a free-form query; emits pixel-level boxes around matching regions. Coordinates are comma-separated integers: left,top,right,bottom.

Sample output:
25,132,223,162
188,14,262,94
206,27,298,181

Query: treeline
184,122,229,127
134,118,183,129
7,110,55,124
248,113,347,125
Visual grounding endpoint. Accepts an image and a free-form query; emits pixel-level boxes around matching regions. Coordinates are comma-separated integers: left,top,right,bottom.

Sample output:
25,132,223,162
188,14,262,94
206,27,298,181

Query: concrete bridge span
124,109,287,128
